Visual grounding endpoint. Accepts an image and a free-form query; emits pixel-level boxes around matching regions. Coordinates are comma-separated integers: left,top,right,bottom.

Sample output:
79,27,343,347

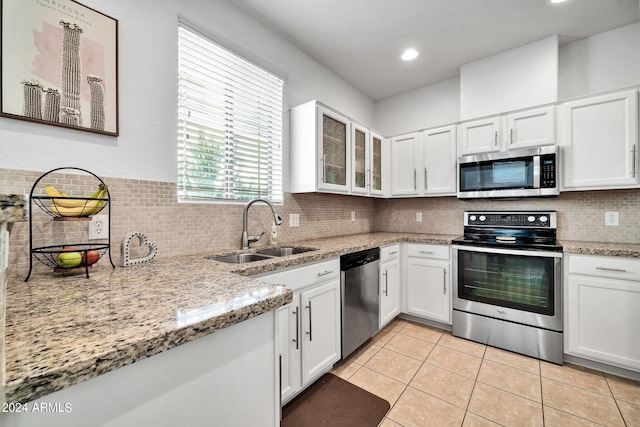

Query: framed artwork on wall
1,0,119,136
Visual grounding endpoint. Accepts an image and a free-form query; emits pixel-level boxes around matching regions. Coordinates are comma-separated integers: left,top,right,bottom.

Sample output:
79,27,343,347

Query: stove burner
455,210,562,252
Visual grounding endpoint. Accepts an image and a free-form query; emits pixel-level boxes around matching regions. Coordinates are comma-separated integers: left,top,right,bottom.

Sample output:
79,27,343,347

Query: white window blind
177,24,284,203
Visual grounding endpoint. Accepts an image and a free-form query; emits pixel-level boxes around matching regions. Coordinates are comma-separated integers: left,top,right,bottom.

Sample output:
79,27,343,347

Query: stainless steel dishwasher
340,247,380,359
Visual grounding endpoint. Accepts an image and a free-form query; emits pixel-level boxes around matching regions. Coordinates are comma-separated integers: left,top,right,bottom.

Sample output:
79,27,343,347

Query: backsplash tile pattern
2,167,639,279
374,190,640,244
0,168,375,277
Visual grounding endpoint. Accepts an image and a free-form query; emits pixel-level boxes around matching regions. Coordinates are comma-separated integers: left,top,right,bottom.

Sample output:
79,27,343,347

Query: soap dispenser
270,223,278,245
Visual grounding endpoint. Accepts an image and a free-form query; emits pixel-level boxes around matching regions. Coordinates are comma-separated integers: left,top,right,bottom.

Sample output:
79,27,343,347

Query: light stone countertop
4,231,636,405
560,240,640,258
1,232,457,405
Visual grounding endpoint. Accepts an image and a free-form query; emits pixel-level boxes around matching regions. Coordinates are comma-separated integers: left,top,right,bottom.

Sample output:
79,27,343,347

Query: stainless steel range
452,211,563,364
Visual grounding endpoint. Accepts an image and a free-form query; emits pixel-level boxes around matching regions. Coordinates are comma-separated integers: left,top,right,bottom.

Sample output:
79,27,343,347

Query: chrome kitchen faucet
241,198,282,250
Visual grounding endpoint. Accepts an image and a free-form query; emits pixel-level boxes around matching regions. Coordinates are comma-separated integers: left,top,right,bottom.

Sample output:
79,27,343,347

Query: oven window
459,157,533,192
457,250,555,315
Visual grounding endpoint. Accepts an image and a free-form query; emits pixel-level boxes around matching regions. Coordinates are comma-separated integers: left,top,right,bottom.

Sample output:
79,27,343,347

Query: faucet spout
242,198,282,250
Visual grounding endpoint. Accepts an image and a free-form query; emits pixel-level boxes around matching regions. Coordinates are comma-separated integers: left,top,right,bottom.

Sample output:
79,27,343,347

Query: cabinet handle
632,144,637,178
510,128,514,145
414,169,417,191
389,250,398,255
424,168,428,190
317,270,333,277
494,131,498,146
419,250,434,255
366,168,371,189
595,267,627,273
443,269,447,294
279,354,282,419
305,301,313,341
383,270,388,296
321,156,326,183
292,306,300,350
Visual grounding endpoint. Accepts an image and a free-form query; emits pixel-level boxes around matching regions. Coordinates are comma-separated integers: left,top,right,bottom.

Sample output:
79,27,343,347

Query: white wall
559,22,640,100
373,23,640,137
0,0,374,184
373,77,460,137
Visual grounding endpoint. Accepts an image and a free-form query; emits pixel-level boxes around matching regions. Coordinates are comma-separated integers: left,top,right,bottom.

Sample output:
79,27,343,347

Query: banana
48,183,108,210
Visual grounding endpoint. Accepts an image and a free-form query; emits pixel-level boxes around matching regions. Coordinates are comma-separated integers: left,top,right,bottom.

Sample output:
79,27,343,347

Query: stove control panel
464,211,556,228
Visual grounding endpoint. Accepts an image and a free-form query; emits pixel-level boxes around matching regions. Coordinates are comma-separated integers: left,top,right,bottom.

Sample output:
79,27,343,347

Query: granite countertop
2,232,456,405
560,240,640,258
5,231,636,405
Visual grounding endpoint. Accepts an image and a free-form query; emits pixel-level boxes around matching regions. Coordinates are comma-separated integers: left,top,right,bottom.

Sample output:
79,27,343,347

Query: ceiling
227,0,640,101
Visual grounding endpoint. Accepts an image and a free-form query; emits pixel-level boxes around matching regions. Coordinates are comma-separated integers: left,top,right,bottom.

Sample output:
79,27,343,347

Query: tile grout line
604,374,629,427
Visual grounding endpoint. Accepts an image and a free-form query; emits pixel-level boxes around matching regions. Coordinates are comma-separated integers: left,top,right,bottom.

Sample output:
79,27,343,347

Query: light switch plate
416,212,423,222
289,213,300,227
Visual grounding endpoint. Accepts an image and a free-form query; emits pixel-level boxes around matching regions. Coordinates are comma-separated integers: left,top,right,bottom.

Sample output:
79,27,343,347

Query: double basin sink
208,246,317,264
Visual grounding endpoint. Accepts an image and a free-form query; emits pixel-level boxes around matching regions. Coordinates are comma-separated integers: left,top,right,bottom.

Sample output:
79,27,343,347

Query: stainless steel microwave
457,145,559,199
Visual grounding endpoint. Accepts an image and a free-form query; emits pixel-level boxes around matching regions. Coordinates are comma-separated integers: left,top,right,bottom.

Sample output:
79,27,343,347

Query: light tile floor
331,318,640,427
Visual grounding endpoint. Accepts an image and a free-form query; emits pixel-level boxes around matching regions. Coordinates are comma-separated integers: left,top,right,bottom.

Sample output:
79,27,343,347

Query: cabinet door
275,300,302,402
457,116,502,155
561,90,638,190
380,259,401,328
301,279,341,385
317,106,350,192
506,106,556,149
391,133,419,196
370,132,385,196
406,258,451,324
351,123,369,195
421,125,457,196
566,275,640,371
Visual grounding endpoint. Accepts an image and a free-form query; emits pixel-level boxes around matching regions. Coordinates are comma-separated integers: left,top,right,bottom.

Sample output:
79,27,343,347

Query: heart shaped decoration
121,231,158,267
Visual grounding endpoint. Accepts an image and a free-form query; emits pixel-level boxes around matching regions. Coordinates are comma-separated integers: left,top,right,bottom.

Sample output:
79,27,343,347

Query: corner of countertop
0,194,27,223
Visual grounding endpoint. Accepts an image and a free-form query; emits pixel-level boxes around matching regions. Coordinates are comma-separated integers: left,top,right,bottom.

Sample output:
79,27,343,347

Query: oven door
452,245,562,332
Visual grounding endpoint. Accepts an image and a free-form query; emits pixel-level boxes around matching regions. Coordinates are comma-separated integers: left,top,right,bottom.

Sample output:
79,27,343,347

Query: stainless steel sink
208,253,275,264
256,247,317,257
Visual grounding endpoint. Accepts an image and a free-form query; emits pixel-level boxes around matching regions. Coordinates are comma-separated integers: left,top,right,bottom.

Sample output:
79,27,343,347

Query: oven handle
452,244,563,258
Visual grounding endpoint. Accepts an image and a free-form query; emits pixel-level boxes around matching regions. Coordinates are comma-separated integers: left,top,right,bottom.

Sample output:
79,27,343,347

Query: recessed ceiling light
401,49,419,61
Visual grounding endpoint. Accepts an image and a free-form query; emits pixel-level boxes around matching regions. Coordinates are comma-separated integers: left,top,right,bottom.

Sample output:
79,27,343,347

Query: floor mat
281,373,390,427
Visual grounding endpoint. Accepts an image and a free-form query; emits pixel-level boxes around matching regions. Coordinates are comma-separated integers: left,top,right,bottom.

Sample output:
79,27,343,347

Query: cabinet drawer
256,258,340,292
380,244,400,262
568,254,640,282
407,244,450,260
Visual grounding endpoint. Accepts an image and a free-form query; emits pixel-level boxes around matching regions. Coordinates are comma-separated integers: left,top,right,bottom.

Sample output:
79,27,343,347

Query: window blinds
177,24,284,203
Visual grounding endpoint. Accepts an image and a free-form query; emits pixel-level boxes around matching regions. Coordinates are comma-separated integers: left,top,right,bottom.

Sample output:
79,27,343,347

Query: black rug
281,373,390,427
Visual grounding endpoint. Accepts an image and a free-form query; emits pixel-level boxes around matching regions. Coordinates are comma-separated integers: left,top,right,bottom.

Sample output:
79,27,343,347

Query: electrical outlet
605,211,619,227
416,212,423,222
351,211,356,221
289,213,300,227
89,215,109,239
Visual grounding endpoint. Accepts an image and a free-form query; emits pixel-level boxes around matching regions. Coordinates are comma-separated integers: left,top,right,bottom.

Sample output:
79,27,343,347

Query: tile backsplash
0,168,375,277
374,190,640,243
1,167,639,279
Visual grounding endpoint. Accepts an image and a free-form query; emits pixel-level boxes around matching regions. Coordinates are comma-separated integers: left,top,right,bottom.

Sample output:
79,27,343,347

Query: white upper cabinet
351,125,385,196
290,101,351,194
390,133,420,196
560,90,638,191
506,106,556,150
457,116,502,156
458,106,556,156
421,125,457,196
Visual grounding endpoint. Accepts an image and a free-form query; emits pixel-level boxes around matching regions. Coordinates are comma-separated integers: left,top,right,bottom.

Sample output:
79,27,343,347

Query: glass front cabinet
351,123,384,196
290,100,385,196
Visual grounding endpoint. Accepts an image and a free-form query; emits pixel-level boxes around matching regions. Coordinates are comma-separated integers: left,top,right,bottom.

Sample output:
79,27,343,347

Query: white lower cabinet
380,244,401,328
566,254,640,372
258,259,341,406
405,244,451,324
